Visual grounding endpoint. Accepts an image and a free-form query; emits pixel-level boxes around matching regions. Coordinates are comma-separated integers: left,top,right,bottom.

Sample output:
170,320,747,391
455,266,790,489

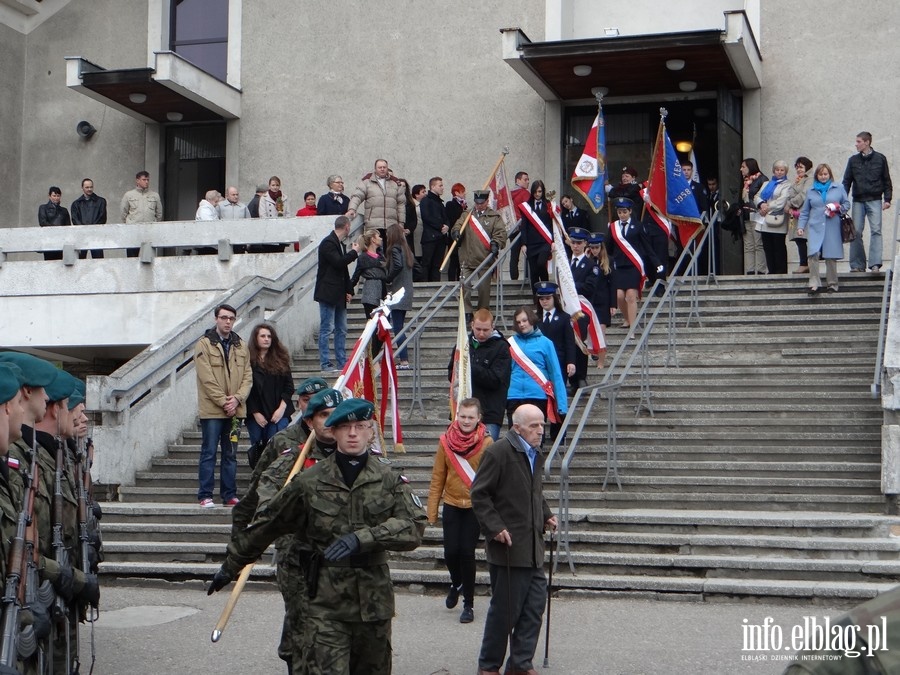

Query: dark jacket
843,150,893,203
70,193,107,225
562,206,589,231
608,218,660,271
38,201,71,227
471,431,552,568
540,308,577,372
688,181,708,213
447,330,512,426
445,198,465,239
314,231,358,307
570,254,599,298
316,192,349,216
419,191,448,243
245,364,295,421
521,199,552,250
351,251,387,306
247,194,262,218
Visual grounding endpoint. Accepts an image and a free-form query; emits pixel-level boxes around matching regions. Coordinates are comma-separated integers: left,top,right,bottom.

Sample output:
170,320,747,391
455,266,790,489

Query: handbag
840,213,856,243
764,211,786,227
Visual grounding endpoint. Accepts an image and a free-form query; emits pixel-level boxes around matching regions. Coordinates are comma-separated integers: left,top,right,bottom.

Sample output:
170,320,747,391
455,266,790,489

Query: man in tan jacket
120,170,163,257
346,158,406,231
194,303,252,508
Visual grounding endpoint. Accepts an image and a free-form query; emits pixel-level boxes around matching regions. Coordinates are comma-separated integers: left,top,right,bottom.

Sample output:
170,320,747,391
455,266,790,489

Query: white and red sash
572,296,606,357
519,202,554,245
639,186,673,238
443,446,477,488
507,336,560,423
609,219,646,283
468,213,493,250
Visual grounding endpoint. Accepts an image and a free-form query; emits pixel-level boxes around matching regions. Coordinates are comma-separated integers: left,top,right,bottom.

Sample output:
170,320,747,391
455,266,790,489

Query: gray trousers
478,564,547,672
808,253,838,290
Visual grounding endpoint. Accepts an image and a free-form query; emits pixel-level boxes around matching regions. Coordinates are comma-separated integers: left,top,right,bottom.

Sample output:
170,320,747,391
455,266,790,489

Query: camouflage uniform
222,452,426,675
256,437,335,671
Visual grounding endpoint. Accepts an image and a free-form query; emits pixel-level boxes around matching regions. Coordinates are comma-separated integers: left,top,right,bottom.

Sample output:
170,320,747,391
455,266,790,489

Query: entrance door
162,123,226,221
716,87,744,275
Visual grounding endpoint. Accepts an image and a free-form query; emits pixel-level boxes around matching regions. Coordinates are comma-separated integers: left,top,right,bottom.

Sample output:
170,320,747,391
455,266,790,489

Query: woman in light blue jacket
797,163,850,295
506,306,568,441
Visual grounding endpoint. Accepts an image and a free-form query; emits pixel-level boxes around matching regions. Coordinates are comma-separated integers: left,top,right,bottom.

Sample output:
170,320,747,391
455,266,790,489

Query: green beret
45,369,79,403
296,377,328,396
0,364,22,405
67,379,86,410
302,388,344,419
325,398,375,427
0,363,25,389
0,352,57,388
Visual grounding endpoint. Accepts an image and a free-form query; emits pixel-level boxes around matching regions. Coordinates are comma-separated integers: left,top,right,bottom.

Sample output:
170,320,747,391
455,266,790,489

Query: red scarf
440,420,486,459
268,189,283,202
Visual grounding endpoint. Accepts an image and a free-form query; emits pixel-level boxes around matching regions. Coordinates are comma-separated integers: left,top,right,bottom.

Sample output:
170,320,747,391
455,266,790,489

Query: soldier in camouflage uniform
210,398,426,675
230,386,342,674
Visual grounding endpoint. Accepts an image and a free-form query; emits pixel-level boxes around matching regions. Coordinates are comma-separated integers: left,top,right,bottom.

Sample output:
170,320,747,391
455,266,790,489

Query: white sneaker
199,498,215,508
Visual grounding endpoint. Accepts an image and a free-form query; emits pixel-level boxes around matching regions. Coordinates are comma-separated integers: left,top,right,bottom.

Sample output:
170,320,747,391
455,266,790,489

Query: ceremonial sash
572,296,606,357
609,220,646,284
507,336,560,424
639,187,673,238
442,444,477,488
519,202,554,245
468,214,492,250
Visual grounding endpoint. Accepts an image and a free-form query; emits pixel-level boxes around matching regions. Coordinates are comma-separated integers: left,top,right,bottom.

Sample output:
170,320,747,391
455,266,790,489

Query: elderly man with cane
471,403,557,675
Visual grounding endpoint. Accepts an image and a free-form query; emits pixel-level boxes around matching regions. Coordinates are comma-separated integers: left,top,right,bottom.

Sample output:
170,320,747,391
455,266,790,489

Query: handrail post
406,331,426,418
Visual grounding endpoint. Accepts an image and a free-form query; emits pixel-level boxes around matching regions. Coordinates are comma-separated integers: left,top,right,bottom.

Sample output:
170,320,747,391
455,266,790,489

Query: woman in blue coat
797,163,850,295
506,306,568,441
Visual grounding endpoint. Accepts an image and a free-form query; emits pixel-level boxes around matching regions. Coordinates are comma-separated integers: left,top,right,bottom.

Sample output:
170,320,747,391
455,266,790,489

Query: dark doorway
162,123,226,221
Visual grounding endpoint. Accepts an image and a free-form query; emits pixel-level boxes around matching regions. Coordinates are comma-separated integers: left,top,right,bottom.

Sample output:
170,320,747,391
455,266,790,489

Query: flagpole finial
659,107,668,120
502,145,510,156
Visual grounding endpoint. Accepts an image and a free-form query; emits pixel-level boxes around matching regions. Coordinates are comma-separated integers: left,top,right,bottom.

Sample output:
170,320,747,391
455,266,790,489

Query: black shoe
460,605,474,623
445,585,461,609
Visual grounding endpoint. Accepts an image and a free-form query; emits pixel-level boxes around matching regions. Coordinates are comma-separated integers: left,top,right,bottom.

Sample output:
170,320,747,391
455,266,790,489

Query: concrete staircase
102,274,900,602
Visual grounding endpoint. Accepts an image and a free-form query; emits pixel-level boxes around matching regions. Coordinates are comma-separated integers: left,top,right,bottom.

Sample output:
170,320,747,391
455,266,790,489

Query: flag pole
440,147,510,272
210,298,389,644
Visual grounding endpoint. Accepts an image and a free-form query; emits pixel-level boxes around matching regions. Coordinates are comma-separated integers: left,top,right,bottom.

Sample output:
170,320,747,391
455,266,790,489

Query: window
171,0,228,81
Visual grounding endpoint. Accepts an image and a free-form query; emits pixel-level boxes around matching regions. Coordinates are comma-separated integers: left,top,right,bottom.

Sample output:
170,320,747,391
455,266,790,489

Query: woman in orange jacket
426,397,492,624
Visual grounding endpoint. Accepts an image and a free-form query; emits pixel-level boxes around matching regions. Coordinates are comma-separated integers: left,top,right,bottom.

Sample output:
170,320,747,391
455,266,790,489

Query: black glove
207,568,232,595
30,602,51,640
79,573,100,607
52,564,75,602
323,533,360,562
490,242,500,258
452,231,461,243
91,501,103,521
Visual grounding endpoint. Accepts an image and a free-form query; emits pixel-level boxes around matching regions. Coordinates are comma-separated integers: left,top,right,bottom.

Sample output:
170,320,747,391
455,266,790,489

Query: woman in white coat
754,159,792,274
797,163,850,295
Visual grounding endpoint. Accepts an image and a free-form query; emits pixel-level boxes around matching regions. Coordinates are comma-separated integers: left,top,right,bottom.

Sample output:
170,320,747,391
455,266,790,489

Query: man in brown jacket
471,403,557,675
346,158,407,231
195,303,253,508
451,190,508,313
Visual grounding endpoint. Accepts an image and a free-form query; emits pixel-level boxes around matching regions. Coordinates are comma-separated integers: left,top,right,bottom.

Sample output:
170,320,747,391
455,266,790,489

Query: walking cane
543,530,555,668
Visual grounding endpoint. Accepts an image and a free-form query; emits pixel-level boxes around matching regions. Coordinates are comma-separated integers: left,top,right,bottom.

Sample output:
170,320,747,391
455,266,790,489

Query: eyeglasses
217,315,236,322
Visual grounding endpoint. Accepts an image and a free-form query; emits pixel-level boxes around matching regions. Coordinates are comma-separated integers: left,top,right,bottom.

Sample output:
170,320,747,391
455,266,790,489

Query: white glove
824,202,840,217
655,265,664,274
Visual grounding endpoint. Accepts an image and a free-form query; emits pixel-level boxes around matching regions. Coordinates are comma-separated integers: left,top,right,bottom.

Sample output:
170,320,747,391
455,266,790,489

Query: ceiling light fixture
666,59,686,71
675,141,693,153
573,65,592,77
679,80,698,92
166,111,184,122
604,27,619,36
591,86,608,98
128,93,147,104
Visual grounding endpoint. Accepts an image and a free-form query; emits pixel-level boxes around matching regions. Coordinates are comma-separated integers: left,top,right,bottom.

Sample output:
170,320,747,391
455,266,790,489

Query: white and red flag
488,158,517,231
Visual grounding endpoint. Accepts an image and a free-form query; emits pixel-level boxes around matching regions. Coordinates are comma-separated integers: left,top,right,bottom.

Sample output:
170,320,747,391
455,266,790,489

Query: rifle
76,436,98,675
52,435,72,675
0,444,39,668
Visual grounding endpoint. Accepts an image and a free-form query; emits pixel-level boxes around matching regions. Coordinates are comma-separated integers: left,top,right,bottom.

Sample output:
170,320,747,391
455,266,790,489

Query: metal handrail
871,209,900,397
542,224,713,571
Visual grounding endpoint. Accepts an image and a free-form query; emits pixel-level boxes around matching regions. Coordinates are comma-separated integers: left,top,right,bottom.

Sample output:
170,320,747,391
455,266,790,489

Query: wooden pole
439,149,509,272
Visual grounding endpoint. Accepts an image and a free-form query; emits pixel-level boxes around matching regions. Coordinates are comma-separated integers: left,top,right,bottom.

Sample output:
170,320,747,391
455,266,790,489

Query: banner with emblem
570,105,607,213
450,290,472,419
645,109,703,248
572,296,606,359
549,205,582,319
488,157,517,231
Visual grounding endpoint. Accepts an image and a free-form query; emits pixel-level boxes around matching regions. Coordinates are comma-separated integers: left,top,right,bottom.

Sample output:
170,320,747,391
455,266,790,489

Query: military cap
567,227,590,242
325,398,375,427
45,369,79,403
0,364,22,405
588,232,605,245
67,379,86,410
296,377,328,396
613,197,634,210
0,352,58,388
621,166,639,178
473,190,490,203
302,388,344,419
533,281,559,296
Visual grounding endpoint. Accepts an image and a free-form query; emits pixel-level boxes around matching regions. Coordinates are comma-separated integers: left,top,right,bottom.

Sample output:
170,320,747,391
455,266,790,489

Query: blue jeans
245,416,289,447
318,302,348,369
849,200,884,270
485,423,501,441
391,309,408,362
198,418,237,501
